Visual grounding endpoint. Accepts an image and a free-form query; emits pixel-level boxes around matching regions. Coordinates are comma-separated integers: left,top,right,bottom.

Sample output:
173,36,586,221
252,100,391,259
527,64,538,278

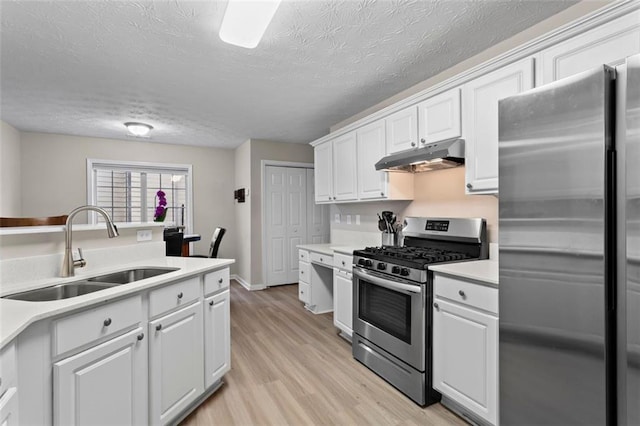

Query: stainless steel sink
2,267,179,302
3,282,120,302
86,267,179,284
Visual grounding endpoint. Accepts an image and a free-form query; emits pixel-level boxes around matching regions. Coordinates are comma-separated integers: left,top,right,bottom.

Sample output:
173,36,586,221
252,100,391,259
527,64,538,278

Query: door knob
103,318,112,327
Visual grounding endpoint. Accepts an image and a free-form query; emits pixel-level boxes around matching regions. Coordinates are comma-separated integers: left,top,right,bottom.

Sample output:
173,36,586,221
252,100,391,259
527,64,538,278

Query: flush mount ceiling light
124,122,153,137
219,0,282,49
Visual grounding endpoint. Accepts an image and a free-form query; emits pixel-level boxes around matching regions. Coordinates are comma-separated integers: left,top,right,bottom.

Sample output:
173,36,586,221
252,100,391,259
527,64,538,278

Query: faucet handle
74,248,87,268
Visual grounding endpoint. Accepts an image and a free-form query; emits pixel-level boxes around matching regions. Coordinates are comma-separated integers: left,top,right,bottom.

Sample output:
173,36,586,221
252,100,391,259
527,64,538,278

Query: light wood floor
182,281,465,426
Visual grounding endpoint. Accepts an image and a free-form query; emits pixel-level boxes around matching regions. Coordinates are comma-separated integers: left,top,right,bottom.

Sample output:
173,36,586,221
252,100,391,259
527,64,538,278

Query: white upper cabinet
332,132,358,202
463,57,534,194
314,141,333,203
539,10,640,85
357,120,387,200
385,106,418,154
417,87,462,146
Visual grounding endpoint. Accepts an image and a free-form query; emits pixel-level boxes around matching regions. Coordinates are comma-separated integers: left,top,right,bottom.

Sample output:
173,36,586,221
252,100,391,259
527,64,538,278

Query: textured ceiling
1,0,578,149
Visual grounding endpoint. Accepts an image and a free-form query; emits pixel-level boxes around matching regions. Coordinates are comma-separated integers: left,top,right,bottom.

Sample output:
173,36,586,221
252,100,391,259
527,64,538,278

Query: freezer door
623,53,640,426
498,66,614,424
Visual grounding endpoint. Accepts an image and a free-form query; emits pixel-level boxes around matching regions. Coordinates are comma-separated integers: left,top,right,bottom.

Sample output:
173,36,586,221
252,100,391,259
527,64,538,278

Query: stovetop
355,246,473,268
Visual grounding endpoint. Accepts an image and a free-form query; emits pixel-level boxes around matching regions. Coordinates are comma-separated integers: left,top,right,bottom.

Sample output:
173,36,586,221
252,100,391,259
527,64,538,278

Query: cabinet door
357,120,388,200
385,107,418,154
54,327,147,426
332,132,358,201
540,10,640,85
0,388,18,426
149,302,203,425
417,88,462,145
433,298,498,425
204,290,231,389
314,141,333,203
333,269,353,337
463,57,534,194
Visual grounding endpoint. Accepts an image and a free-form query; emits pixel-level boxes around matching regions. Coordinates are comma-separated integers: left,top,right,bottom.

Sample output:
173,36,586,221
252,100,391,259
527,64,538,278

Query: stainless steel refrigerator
498,54,639,425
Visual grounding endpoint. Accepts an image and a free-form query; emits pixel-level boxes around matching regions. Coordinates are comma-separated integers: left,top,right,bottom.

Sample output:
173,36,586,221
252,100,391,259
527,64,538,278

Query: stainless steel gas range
352,217,488,406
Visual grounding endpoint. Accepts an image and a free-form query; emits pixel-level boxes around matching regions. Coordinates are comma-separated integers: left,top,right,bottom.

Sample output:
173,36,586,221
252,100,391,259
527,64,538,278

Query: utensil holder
381,232,396,247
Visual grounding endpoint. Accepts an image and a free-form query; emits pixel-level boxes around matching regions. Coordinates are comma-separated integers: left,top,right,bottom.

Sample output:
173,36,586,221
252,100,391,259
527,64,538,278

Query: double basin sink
3,267,179,302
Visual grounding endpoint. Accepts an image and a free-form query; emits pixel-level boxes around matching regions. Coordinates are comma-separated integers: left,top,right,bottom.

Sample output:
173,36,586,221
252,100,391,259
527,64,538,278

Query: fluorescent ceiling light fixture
219,0,282,48
124,122,153,137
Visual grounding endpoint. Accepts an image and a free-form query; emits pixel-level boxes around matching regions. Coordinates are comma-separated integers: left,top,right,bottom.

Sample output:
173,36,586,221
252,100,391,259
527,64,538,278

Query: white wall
0,120,22,216
232,139,314,287
234,139,252,284
19,132,237,273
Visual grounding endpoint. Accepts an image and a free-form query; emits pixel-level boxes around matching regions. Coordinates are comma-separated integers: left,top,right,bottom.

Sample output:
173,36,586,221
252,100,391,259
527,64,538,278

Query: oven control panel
425,220,449,232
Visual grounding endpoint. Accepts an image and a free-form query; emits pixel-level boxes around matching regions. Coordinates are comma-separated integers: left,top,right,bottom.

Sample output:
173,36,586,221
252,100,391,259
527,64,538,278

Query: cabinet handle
300,290,304,294
218,278,223,284
433,302,439,310
301,270,304,274
209,300,214,306
342,261,346,266
328,196,331,200
411,142,416,147
103,318,112,327
156,324,162,331
177,292,183,299
458,290,466,298
137,333,144,341
466,183,473,189
421,138,426,144
320,257,323,262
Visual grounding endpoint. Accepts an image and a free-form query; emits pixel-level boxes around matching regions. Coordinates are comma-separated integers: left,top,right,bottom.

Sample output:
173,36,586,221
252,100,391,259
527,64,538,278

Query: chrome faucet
61,205,119,277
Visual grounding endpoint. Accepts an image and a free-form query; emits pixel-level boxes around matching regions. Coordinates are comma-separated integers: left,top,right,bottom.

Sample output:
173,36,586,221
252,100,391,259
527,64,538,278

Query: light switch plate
137,229,152,242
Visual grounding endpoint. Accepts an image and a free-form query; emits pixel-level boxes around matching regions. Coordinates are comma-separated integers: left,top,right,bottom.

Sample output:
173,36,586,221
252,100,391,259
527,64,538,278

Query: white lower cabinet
433,274,498,425
149,302,204,425
332,268,352,338
204,290,231,389
53,327,147,426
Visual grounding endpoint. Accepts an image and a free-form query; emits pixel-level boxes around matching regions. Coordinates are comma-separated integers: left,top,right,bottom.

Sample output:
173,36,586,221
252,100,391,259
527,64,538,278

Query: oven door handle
353,267,422,294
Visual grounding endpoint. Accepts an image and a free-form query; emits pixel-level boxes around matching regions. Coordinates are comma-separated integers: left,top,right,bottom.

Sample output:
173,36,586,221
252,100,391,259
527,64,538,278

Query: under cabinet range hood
375,138,465,173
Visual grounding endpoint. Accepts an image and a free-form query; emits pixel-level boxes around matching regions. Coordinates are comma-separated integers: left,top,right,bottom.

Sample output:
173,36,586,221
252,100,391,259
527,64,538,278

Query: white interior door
265,166,308,286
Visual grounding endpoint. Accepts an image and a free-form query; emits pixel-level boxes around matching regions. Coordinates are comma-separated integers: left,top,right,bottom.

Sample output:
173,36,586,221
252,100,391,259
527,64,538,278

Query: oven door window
359,280,412,344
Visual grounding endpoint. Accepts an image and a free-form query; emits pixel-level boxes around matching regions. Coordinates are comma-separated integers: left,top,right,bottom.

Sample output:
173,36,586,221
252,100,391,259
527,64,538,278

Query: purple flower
155,206,165,216
156,190,166,197
159,198,167,206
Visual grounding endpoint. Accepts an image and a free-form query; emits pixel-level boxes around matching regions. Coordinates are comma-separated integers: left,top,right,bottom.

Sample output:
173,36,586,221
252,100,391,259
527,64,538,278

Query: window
87,159,193,230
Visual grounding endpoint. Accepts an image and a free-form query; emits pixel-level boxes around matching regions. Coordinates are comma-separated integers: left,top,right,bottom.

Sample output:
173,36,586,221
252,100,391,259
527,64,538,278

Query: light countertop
430,260,498,286
296,243,334,256
297,243,366,257
0,257,234,349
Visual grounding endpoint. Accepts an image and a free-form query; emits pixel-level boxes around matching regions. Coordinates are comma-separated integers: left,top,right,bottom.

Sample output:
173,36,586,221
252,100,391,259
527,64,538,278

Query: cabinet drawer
299,249,310,262
434,274,498,314
52,295,142,356
149,277,200,318
0,341,16,398
298,282,310,304
310,252,333,268
299,261,310,283
204,268,229,296
333,253,353,271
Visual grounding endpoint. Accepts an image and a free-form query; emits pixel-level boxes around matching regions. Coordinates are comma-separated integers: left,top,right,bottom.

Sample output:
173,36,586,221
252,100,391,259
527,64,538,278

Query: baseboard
231,274,266,291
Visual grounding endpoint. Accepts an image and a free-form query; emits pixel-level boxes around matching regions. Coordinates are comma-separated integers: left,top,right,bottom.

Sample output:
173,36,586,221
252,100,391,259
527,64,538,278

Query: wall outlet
137,229,153,242
356,215,361,225
346,215,351,225
334,213,341,224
